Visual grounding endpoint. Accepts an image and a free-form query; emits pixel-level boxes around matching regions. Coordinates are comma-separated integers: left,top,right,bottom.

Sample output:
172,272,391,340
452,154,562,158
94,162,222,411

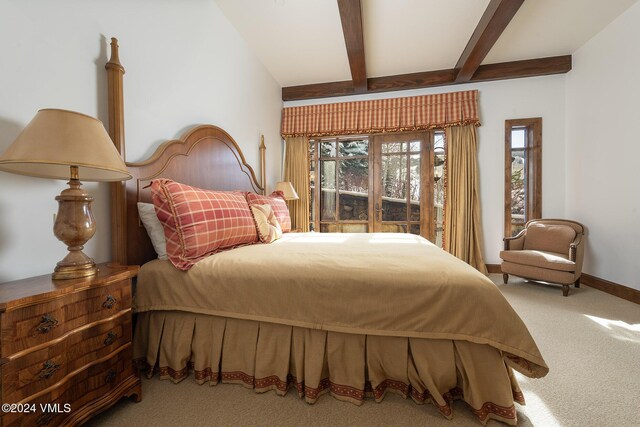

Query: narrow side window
505,118,542,237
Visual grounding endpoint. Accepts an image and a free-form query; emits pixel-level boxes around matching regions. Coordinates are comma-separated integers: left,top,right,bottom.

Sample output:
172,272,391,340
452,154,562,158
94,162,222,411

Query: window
505,118,542,237
433,131,445,247
374,134,425,235
310,137,370,232
310,131,445,247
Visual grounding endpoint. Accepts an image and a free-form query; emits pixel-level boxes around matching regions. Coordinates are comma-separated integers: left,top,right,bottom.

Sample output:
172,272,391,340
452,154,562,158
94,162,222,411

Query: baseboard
581,274,640,305
486,264,502,274
488,262,639,305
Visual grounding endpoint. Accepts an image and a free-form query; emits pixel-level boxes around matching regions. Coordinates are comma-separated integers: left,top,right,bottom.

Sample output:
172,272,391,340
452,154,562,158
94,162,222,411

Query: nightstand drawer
1,343,134,427
1,280,131,357
2,310,132,404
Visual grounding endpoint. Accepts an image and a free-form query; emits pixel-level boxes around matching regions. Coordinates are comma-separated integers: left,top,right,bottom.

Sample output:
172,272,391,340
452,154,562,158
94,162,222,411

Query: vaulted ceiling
215,0,638,101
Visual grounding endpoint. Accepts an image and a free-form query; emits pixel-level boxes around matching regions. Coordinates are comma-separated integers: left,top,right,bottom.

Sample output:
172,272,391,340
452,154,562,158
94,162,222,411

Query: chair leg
562,284,569,297
575,278,580,288
503,273,509,284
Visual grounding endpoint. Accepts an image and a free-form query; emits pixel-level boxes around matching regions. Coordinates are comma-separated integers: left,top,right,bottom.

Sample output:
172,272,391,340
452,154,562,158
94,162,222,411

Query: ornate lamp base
52,166,98,280
53,252,98,280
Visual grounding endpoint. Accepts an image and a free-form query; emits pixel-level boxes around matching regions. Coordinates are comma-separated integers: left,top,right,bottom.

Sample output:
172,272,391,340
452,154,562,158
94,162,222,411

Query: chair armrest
503,229,526,251
569,234,583,262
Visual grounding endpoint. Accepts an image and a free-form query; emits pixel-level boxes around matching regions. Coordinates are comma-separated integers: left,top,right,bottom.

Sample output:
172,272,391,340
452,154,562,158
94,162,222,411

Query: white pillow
137,202,168,260
250,204,283,243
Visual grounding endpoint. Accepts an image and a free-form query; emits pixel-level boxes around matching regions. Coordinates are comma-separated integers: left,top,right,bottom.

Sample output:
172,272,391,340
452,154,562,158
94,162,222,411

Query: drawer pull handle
102,295,117,309
104,331,118,346
36,314,59,334
36,413,54,426
38,360,61,380
105,368,117,384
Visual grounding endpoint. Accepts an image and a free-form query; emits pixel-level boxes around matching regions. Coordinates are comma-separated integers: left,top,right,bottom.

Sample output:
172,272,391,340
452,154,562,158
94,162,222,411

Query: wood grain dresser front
0,263,141,426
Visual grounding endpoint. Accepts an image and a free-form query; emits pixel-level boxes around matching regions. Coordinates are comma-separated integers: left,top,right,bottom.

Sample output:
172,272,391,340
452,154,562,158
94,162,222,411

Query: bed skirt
133,311,525,425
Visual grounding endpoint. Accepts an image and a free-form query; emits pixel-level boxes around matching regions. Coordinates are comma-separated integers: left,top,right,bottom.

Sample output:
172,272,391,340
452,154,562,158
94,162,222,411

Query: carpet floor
86,275,640,426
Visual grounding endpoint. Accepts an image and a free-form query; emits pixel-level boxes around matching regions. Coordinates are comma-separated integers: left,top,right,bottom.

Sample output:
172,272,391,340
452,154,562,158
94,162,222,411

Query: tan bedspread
135,232,548,378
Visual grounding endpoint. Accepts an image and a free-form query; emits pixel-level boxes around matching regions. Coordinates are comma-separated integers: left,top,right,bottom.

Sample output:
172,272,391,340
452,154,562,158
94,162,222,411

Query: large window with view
310,131,446,247
310,137,370,233
504,118,542,237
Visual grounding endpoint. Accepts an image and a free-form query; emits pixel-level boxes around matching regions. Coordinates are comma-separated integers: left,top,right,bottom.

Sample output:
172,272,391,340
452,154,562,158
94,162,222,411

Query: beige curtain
443,125,488,274
283,136,310,232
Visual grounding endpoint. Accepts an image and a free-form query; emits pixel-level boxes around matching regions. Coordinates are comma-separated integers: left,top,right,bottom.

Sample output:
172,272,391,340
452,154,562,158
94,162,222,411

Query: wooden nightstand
0,263,141,426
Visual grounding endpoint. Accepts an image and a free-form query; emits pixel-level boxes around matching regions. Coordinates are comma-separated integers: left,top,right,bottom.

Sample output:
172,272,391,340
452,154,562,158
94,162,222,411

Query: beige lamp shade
275,181,299,200
0,109,131,181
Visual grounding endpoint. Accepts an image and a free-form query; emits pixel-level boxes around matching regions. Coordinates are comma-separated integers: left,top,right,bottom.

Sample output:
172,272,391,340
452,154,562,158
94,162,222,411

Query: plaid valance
281,90,480,137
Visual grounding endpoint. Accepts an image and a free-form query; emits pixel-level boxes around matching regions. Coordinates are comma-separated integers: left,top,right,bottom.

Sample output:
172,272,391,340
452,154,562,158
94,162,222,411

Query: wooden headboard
105,38,266,267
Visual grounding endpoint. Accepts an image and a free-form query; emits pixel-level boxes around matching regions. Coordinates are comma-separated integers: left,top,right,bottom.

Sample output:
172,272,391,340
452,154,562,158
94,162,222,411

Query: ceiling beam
337,0,367,92
368,69,457,93
470,55,571,82
283,80,356,101
455,0,524,83
281,55,571,101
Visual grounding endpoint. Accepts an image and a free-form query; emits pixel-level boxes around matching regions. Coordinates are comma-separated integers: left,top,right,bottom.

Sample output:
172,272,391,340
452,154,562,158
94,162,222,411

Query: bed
105,38,547,425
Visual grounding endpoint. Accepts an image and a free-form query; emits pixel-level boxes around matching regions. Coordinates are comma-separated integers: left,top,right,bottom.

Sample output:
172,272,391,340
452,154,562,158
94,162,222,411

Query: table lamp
274,181,299,200
0,109,132,279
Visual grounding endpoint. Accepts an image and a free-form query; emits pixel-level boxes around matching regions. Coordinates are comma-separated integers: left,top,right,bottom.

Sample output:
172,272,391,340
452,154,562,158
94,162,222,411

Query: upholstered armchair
500,219,585,296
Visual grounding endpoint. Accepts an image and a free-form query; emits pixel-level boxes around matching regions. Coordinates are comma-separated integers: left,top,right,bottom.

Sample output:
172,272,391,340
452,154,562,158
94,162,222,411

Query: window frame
504,118,542,237
309,130,445,245
371,132,430,237
310,136,371,233
432,130,446,247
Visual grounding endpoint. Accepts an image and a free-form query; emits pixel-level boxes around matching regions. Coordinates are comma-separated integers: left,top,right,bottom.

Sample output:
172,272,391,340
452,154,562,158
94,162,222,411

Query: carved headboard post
105,37,128,265
103,38,267,267
259,135,266,195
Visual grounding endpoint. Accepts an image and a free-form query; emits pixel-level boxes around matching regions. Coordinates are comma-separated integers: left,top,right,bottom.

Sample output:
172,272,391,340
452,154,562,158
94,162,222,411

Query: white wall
565,2,640,290
285,76,567,265
0,0,282,281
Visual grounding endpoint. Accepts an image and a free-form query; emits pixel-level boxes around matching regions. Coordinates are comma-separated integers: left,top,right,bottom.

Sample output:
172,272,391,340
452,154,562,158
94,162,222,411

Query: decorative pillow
245,191,292,233
137,202,168,260
524,224,576,255
250,204,283,243
150,179,258,270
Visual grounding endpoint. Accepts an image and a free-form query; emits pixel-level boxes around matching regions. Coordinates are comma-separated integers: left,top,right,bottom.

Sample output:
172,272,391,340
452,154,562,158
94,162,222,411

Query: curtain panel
281,90,480,138
284,136,310,232
443,125,488,274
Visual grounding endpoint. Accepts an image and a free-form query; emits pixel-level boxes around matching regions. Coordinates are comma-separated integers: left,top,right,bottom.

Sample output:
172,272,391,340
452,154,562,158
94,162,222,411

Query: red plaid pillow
245,191,292,232
150,179,258,270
